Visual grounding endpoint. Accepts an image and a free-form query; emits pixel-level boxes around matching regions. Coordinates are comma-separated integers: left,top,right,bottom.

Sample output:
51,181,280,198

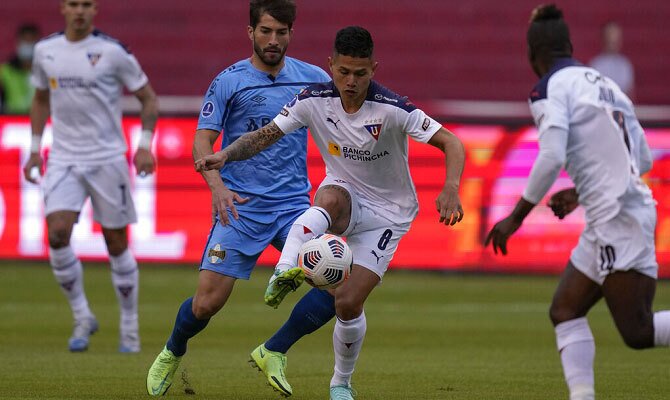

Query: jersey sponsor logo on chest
327,141,390,162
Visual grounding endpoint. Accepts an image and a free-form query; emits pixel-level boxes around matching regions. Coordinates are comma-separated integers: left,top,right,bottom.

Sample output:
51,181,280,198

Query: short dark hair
17,23,40,37
527,4,572,59
250,0,296,29
334,26,374,58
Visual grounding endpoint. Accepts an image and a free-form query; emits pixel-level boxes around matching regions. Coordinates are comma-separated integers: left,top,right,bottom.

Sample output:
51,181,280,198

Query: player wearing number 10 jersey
486,5,667,400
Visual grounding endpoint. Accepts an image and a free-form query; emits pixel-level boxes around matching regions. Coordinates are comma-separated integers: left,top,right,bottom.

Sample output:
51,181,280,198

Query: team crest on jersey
207,244,226,264
328,142,342,156
87,52,102,66
364,123,383,140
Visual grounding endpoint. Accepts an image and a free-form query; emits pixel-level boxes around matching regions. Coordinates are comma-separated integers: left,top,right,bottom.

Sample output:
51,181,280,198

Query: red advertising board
1,116,668,274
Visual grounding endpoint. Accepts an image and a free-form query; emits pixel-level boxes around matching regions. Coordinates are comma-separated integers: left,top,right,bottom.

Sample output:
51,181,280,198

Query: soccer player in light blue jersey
146,0,331,396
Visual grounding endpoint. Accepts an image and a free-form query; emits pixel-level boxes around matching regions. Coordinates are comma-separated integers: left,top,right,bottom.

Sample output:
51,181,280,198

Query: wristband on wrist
30,134,42,153
137,129,153,150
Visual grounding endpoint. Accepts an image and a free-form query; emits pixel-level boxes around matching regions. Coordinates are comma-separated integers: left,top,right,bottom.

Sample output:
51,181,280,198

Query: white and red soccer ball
298,234,353,289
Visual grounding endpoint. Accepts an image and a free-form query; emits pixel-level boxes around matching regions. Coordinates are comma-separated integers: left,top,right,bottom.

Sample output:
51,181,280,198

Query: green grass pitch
1,261,669,399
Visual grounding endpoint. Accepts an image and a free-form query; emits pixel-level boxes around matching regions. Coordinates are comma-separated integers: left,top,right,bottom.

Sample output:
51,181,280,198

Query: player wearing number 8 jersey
196,26,465,399
485,5,667,400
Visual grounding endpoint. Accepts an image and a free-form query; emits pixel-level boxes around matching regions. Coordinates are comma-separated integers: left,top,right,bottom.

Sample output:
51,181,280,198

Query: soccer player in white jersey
485,5,668,400
196,26,465,400
22,0,158,353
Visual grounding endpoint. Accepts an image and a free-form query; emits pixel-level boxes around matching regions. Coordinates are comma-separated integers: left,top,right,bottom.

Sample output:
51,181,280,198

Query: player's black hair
527,4,573,61
334,26,374,59
250,0,296,29
17,22,40,37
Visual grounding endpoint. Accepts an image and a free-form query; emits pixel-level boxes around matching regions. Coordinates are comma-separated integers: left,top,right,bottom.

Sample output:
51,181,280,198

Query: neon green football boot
249,344,292,397
146,346,182,396
264,267,305,309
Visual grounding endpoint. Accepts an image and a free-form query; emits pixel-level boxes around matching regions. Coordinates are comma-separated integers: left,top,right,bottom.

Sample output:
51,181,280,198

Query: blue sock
166,297,210,357
265,288,335,354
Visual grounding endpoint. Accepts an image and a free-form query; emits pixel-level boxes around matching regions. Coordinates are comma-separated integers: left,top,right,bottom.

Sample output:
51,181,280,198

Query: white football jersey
274,81,441,224
31,30,149,164
529,58,654,225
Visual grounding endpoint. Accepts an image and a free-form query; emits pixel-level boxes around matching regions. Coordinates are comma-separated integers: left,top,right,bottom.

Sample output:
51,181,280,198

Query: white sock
555,317,595,400
110,249,139,328
331,311,366,387
653,311,670,346
277,206,331,270
49,246,92,321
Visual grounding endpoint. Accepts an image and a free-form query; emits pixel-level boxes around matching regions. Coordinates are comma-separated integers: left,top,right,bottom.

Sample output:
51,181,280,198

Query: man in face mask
0,23,41,114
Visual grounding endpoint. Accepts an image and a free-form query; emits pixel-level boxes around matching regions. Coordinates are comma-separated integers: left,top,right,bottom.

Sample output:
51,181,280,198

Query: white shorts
319,175,411,279
42,159,137,229
570,203,658,285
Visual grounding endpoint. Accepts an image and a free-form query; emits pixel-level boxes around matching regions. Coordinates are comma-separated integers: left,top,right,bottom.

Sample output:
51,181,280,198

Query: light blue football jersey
197,57,329,216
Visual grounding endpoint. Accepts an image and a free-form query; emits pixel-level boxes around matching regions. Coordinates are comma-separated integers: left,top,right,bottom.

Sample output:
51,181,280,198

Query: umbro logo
251,95,266,104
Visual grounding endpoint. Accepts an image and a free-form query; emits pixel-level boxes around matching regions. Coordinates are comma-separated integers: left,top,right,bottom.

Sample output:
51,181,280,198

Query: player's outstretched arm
132,83,158,177
193,129,249,225
427,127,465,226
23,88,50,184
194,122,286,172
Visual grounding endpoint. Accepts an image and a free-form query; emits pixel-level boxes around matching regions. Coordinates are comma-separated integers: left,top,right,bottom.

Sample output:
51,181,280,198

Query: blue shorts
199,207,307,279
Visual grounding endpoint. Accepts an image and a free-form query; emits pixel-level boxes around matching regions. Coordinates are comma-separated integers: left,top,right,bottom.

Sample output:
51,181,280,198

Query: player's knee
191,296,222,320
334,294,362,320
47,227,71,248
315,187,349,219
103,230,128,256
549,303,578,326
619,324,654,349
621,330,653,349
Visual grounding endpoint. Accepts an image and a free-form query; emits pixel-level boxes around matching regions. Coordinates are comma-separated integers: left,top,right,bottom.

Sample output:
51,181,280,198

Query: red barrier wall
1,116,669,274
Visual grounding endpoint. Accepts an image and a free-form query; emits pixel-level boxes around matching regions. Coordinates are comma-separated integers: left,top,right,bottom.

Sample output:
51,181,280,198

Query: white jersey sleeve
400,107,441,143
30,42,49,90
273,91,310,135
113,45,148,92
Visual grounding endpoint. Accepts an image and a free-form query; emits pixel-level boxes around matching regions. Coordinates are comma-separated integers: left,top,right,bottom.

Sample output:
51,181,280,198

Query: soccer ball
298,234,353,289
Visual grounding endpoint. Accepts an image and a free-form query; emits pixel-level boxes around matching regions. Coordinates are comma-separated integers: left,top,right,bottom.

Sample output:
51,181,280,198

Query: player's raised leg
103,227,141,353
265,206,331,308
549,262,602,400
266,182,353,308
602,270,670,350
47,211,98,352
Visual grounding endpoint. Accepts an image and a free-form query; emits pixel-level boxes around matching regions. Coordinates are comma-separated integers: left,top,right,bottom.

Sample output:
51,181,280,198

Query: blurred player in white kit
23,0,158,353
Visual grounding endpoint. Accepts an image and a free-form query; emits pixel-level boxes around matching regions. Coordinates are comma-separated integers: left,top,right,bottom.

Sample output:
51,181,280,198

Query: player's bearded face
253,37,288,67
250,15,291,67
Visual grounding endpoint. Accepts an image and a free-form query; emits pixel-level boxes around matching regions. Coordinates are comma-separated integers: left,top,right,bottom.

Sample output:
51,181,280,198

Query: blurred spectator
589,21,635,98
0,23,41,114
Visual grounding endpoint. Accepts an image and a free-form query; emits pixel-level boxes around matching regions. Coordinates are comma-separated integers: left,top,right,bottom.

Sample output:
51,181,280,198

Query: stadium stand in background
1,0,669,121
